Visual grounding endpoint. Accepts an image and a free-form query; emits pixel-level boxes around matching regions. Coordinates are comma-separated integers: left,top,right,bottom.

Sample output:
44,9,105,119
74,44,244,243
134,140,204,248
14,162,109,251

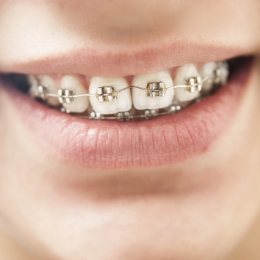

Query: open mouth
2,60,230,120
0,55,255,169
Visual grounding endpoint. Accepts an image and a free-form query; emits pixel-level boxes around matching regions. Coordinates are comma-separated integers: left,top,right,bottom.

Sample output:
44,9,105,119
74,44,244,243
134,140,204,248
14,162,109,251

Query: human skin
0,1,260,259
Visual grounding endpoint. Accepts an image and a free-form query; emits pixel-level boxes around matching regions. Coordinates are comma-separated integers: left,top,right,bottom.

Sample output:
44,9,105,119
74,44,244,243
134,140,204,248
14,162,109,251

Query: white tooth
200,62,217,93
132,70,174,110
201,62,229,94
38,75,60,106
217,62,229,85
89,77,131,115
174,64,201,102
60,75,89,113
28,75,39,97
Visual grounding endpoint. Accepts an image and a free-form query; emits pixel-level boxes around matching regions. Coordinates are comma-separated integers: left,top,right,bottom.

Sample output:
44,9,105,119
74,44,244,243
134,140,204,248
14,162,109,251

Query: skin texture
0,0,260,259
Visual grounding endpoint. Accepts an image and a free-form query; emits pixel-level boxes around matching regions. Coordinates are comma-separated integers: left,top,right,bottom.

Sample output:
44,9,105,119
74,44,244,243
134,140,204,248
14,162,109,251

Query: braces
32,62,228,121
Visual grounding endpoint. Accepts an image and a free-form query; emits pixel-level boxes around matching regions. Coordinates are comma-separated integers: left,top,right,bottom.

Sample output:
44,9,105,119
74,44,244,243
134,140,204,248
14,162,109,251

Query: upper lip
0,40,252,77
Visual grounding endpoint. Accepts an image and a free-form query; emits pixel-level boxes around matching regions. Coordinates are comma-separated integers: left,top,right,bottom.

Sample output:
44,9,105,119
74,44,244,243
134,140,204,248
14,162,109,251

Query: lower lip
3,59,254,169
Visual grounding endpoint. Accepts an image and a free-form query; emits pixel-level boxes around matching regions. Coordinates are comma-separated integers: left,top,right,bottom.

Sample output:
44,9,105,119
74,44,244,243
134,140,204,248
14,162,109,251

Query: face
0,1,260,259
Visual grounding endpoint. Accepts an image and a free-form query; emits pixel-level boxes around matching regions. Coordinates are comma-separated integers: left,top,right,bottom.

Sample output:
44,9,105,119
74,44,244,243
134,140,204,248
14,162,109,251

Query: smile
21,61,229,121
0,53,255,168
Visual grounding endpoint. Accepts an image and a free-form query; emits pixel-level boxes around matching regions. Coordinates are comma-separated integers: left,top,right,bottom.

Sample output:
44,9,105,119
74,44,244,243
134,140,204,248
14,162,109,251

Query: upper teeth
200,61,229,94
29,61,229,118
89,77,132,115
30,75,60,106
60,75,89,113
132,70,174,110
174,64,202,102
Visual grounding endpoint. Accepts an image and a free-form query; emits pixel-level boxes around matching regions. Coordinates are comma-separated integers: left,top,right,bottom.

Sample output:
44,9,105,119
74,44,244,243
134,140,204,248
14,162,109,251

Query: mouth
0,54,255,169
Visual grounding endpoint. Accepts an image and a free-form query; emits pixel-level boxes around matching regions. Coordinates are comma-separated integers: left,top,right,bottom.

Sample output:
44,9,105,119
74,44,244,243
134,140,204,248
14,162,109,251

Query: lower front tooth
132,70,174,110
60,75,89,113
174,64,202,102
89,77,132,115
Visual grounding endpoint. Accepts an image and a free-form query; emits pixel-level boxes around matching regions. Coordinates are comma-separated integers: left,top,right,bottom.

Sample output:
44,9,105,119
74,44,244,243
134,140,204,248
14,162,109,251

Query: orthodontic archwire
31,62,228,120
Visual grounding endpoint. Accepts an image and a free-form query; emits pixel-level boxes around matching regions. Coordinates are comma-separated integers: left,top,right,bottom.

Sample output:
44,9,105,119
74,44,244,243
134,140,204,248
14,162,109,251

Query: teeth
200,61,229,94
200,62,218,93
28,76,38,96
37,75,60,106
132,70,174,110
28,60,229,120
174,64,202,102
216,62,229,85
60,75,89,113
89,77,132,115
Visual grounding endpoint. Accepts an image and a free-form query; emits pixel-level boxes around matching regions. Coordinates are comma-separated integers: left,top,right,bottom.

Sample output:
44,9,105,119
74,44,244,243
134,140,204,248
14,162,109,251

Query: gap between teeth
29,61,229,120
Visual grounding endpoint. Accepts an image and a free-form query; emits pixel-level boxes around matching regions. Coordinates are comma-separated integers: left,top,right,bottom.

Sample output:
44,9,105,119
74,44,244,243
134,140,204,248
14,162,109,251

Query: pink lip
0,41,251,77
3,58,254,169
